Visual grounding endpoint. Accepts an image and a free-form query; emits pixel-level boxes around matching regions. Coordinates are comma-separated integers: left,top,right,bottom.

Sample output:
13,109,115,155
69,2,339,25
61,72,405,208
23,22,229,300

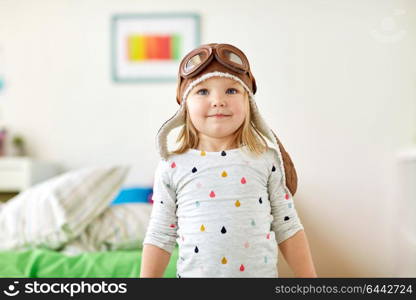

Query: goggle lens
184,54,203,73
224,50,244,66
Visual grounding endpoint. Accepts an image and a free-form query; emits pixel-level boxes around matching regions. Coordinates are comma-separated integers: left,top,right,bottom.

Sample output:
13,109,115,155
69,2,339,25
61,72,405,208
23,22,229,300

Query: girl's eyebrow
232,83,244,90
231,82,244,89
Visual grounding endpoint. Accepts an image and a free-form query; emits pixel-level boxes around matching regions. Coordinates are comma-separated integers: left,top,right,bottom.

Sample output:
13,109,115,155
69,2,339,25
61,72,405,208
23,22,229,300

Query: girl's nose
212,101,225,107
211,94,226,107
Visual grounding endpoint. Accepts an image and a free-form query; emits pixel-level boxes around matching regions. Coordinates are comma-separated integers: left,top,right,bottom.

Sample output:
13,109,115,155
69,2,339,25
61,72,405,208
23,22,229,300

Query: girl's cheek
192,101,208,114
188,104,206,119
232,104,245,116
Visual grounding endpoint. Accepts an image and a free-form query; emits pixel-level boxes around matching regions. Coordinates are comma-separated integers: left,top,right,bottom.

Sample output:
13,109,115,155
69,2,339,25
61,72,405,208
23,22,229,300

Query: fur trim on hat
181,71,254,104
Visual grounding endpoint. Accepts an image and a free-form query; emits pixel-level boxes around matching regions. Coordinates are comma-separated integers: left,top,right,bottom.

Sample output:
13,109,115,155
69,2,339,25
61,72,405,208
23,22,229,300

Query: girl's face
186,77,247,142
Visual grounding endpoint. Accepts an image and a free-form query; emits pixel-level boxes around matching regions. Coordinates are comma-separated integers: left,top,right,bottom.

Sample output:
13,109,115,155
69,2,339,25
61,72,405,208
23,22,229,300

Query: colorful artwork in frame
111,13,201,82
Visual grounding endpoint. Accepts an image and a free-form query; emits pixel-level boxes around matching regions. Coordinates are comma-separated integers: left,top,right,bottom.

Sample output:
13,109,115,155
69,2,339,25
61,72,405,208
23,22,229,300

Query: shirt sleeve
142,160,178,254
268,149,304,245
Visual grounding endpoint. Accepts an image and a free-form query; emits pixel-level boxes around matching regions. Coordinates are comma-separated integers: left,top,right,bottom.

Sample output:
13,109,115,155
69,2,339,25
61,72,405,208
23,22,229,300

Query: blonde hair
171,91,270,156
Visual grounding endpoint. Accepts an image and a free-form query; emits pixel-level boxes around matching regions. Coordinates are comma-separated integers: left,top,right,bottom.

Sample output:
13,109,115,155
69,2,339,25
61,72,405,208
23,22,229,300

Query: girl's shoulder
255,146,284,176
157,152,187,173
242,145,280,161
263,146,281,161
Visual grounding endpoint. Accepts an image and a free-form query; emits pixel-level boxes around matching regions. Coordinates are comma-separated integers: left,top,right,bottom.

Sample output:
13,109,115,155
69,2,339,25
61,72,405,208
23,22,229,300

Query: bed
0,247,178,278
0,165,175,278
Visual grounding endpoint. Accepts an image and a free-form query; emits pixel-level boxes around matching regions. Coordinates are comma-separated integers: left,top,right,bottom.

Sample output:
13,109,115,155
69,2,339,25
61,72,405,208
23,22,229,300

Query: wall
0,0,415,277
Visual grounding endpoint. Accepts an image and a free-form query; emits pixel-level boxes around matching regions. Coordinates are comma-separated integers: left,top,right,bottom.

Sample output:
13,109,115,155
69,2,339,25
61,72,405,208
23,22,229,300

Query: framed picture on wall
111,13,201,82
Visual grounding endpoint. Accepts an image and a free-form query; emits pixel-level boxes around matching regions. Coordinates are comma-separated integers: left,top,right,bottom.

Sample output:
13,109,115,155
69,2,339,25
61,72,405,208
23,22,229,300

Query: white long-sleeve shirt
143,145,304,277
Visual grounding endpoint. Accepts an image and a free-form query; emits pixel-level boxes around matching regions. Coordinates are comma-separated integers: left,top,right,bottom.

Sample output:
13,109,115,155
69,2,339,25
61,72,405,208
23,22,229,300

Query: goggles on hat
177,43,257,97
180,43,250,77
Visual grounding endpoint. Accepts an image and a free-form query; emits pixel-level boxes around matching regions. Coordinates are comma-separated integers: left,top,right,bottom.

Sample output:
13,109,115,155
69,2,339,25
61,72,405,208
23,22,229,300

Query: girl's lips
208,114,231,118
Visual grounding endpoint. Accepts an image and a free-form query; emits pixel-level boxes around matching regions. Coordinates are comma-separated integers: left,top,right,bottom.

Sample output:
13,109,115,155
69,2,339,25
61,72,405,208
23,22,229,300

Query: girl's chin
204,129,238,137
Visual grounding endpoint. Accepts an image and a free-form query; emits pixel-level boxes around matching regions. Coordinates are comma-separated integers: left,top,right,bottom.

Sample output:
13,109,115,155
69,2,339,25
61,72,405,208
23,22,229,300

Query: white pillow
61,203,153,255
0,165,129,251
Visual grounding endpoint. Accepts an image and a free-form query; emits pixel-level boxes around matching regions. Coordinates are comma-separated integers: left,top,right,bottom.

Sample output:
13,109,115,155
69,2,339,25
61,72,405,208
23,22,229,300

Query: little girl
141,43,316,278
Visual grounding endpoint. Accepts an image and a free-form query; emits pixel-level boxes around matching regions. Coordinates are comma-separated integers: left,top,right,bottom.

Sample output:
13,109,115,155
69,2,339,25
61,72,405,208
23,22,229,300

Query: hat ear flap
176,74,183,104
249,72,257,94
248,95,297,195
271,130,298,196
156,104,186,160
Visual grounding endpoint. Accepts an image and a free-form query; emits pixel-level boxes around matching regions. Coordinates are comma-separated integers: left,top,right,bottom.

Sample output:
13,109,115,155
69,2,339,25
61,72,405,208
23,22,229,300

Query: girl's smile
208,114,232,118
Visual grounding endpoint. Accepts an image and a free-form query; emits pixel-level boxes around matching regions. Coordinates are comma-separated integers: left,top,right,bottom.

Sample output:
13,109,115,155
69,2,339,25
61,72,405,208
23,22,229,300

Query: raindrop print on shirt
221,226,227,234
171,162,176,168
194,246,199,253
221,171,227,177
209,191,216,198
284,216,290,221
240,264,245,272
221,257,228,264
235,200,241,207
221,151,227,156
259,197,262,204
192,167,197,173
200,224,205,232
272,165,276,172
200,150,206,156
240,177,247,184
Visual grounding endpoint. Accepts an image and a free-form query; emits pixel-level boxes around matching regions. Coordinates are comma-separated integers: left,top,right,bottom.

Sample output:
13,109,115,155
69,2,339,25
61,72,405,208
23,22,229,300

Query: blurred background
0,0,415,278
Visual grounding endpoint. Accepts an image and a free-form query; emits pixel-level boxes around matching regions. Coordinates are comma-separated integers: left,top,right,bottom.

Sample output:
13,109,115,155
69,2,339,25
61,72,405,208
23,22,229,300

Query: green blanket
0,247,178,278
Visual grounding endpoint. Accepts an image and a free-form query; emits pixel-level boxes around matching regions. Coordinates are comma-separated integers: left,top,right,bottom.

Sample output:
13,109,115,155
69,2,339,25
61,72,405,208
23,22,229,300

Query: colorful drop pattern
162,149,295,273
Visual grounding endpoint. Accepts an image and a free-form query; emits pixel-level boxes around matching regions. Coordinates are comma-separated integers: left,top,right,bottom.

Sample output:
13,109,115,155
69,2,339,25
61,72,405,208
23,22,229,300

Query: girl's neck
196,137,238,152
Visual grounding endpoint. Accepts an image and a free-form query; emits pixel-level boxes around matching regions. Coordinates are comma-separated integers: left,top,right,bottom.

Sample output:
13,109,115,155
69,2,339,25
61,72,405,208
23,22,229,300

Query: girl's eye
196,89,208,95
195,88,239,95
